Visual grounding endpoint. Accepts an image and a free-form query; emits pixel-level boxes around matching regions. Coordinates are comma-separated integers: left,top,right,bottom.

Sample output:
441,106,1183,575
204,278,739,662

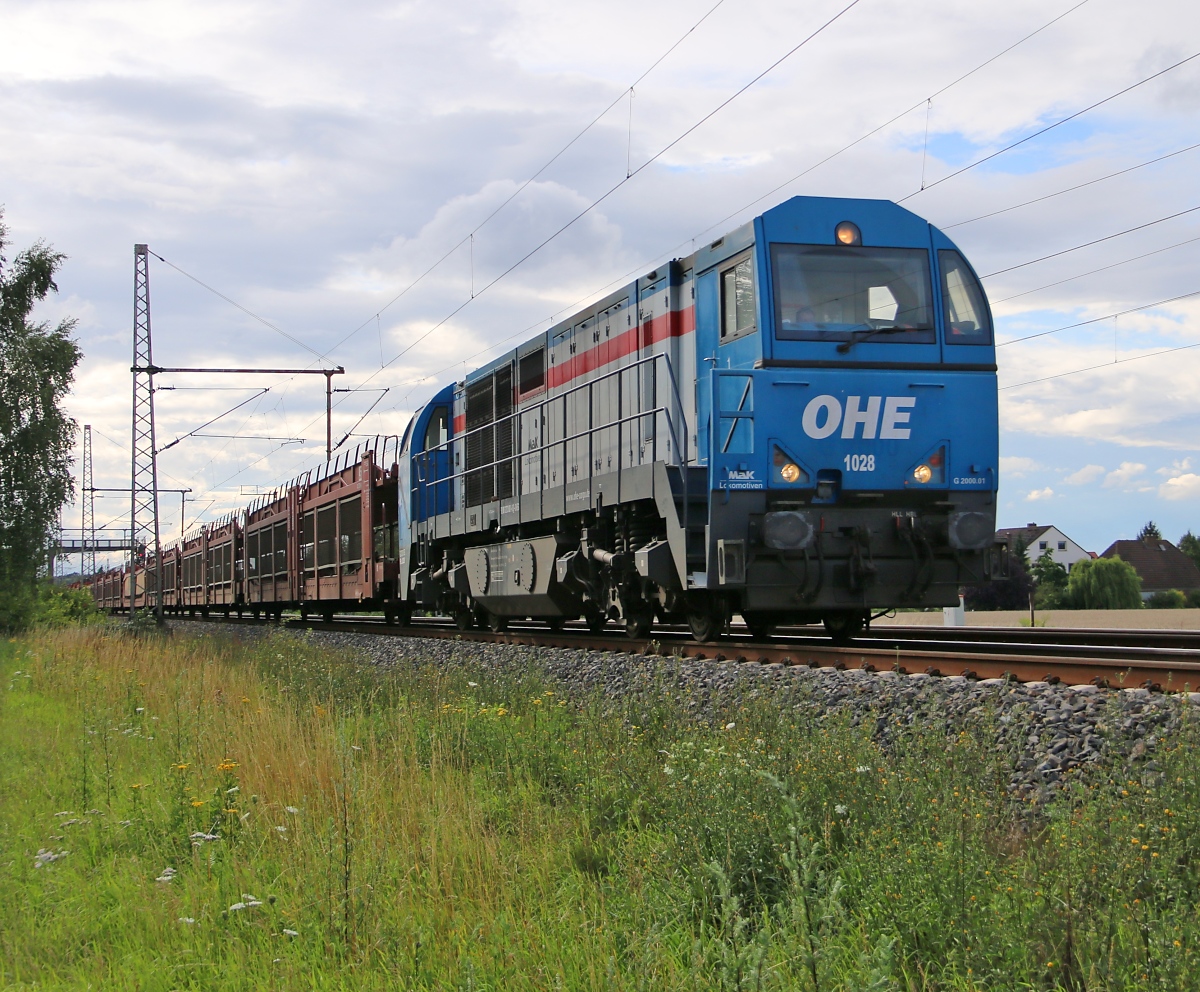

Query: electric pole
82,424,96,580
130,245,163,619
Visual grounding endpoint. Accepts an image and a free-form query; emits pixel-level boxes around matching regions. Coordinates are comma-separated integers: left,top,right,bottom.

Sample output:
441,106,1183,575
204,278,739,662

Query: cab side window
939,250,993,345
423,406,448,451
720,253,756,343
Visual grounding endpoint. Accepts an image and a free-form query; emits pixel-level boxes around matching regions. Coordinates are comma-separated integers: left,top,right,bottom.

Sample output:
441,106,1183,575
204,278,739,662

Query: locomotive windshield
772,244,934,344
938,250,993,345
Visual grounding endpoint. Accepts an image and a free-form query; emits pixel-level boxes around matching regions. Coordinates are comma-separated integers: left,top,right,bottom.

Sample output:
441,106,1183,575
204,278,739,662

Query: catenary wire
996,289,1200,347
898,51,1200,202
1000,337,1200,390
348,0,865,390
693,0,1093,241
322,0,732,360
264,0,1094,438
942,140,1200,228
980,206,1200,278
359,0,1102,400
147,251,327,362
991,234,1200,305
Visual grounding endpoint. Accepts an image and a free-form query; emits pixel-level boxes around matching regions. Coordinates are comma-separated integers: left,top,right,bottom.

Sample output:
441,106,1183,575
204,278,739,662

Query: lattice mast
130,245,163,617
82,424,96,579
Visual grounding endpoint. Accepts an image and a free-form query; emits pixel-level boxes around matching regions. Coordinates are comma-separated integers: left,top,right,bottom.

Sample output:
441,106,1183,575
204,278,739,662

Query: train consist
90,195,1001,642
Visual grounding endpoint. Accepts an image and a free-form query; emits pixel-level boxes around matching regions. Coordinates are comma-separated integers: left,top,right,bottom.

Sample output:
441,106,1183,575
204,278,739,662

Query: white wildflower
225,785,239,794
54,811,74,817
350,745,362,751
178,917,196,925
275,825,287,833
34,848,68,867
467,682,479,688
156,867,177,882
725,722,736,731
228,902,247,912
663,766,674,776
855,765,871,774
283,928,299,937
834,804,849,816
135,707,144,714
285,806,300,814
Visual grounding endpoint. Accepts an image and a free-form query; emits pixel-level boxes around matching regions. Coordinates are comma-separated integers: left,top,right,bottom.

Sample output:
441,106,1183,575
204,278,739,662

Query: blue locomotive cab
697,196,1000,637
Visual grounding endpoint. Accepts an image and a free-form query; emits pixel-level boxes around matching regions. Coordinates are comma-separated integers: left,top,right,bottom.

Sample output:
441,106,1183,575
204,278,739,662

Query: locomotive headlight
835,221,862,246
780,462,802,483
913,463,933,484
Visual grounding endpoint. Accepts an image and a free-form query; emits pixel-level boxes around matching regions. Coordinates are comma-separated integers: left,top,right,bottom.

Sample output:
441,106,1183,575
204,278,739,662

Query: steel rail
166,613,1200,693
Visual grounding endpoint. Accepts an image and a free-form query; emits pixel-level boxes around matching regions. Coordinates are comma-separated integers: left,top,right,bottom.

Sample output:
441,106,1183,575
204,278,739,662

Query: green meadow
1,626,1198,991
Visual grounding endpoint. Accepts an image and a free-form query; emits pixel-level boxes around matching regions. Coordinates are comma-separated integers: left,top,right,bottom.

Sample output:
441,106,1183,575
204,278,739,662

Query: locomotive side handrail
411,351,692,529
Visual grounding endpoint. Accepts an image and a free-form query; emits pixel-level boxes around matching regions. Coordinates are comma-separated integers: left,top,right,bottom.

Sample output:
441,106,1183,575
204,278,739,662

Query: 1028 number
844,454,875,472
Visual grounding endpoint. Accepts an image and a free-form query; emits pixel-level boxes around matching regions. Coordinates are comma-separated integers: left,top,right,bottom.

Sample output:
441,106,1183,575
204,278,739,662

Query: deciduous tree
1065,556,1142,610
1179,531,1200,570
0,211,81,629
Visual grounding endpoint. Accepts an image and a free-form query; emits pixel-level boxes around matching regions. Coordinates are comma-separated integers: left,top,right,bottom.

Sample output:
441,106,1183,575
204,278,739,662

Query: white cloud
999,456,1039,478
1157,458,1193,476
1159,473,1200,501
1025,487,1054,502
1104,462,1147,489
1063,464,1105,485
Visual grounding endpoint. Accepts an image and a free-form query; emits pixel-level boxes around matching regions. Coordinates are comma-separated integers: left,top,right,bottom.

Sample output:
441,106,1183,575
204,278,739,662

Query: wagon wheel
624,610,653,640
823,610,866,645
742,612,776,642
583,606,607,634
686,594,726,643
486,611,509,633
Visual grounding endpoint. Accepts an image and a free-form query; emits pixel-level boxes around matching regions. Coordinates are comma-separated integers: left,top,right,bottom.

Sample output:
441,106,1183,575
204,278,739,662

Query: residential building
1100,538,1200,599
995,523,1092,571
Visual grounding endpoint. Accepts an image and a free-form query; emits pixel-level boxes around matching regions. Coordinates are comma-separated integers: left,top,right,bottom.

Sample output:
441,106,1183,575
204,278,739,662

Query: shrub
1147,589,1188,609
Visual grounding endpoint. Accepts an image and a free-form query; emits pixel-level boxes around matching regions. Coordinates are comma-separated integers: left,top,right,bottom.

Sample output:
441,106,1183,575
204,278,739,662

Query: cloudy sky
3,0,1198,564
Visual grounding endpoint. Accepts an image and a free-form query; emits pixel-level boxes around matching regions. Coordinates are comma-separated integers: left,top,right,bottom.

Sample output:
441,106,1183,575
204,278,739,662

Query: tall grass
2,626,1198,990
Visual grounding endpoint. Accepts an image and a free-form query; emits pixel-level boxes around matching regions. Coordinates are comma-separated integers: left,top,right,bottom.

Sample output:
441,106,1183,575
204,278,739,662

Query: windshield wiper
835,326,923,354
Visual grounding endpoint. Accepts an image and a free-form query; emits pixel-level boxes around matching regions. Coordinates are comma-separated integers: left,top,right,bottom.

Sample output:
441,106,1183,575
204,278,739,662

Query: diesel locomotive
91,195,1001,642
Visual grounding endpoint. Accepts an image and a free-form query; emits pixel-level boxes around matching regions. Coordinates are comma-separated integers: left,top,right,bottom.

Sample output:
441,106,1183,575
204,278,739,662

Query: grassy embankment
2,627,1199,990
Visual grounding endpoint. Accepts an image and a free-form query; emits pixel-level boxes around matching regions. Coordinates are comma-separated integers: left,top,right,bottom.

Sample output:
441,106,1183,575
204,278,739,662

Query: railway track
169,612,1200,694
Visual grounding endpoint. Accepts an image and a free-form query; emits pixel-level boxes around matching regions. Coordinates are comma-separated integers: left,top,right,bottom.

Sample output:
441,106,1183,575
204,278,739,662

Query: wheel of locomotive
546,616,567,632
583,606,607,634
686,598,726,643
252,607,261,620
322,609,334,624
299,607,308,622
394,604,411,626
454,607,475,631
742,612,775,642
486,611,509,633
823,610,866,645
624,610,653,640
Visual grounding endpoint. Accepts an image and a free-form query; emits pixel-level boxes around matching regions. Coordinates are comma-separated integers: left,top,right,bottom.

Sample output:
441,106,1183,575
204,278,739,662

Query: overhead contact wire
898,50,1200,201
324,0,731,359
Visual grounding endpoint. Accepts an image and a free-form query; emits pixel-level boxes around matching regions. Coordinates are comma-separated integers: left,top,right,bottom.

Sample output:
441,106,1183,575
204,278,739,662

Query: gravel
179,622,1200,805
